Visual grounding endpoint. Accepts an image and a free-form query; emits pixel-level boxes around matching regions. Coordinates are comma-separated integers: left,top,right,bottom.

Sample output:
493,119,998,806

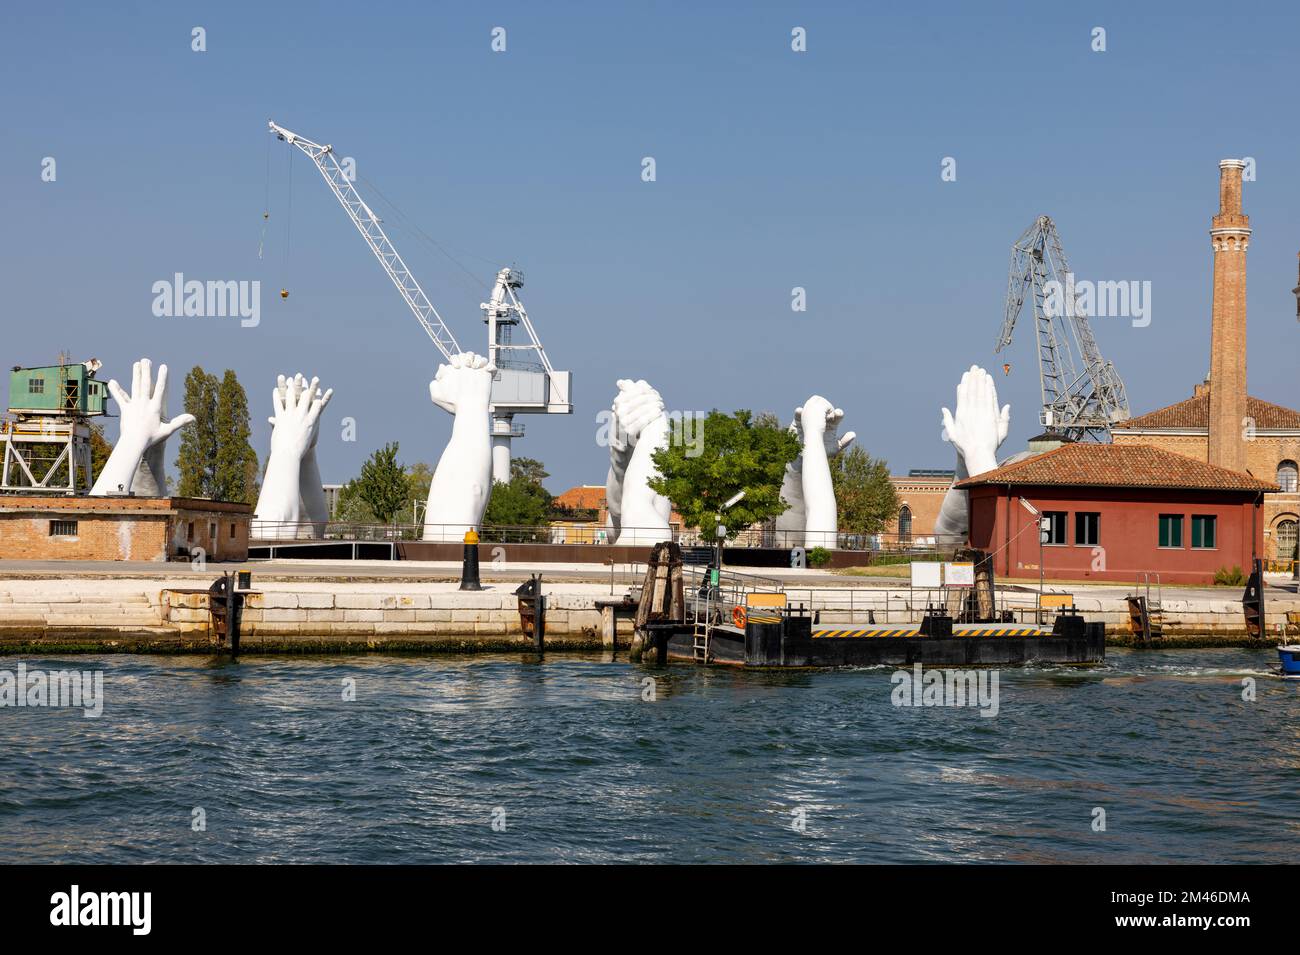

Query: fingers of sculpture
837,429,856,453
612,382,664,440
799,395,833,436
429,352,493,415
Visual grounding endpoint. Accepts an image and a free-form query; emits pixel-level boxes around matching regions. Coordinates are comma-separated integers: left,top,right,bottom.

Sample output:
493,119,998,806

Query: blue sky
4,1,1299,493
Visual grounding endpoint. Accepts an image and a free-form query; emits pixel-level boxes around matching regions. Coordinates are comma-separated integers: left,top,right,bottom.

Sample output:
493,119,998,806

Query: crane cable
258,133,271,260
281,145,293,298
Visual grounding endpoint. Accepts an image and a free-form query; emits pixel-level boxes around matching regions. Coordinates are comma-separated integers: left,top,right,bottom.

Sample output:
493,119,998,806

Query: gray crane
995,215,1130,441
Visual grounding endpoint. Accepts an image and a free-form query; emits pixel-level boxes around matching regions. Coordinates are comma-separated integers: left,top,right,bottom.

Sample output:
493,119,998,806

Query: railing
250,519,944,554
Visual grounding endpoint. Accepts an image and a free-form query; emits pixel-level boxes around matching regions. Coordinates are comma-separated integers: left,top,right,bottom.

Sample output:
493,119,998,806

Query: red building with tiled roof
957,443,1276,585
1112,384,1300,563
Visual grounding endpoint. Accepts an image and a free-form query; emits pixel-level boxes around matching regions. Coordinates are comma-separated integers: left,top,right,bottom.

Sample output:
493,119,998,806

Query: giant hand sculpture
423,353,495,542
604,379,672,546
933,365,1010,544
90,359,194,496
775,396,855,549
253,374,332,535
262,374,330,537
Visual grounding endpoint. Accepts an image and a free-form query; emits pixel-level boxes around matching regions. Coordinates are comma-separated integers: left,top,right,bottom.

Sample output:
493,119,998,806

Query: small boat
1276,645,1300,680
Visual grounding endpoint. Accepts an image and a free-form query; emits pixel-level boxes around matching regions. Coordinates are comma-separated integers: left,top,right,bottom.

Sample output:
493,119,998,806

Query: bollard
460,528,483,591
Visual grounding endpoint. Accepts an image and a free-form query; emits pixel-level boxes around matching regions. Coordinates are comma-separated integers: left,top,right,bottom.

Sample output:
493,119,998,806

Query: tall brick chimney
1207,159,1250,473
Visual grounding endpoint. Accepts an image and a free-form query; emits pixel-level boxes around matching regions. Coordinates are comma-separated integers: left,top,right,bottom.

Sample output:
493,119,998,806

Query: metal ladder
692,622,710,662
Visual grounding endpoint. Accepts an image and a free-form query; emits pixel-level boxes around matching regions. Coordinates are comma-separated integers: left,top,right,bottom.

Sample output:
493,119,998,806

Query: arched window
898,505,913,543
1278,519,1298,562
1277,460,1299,494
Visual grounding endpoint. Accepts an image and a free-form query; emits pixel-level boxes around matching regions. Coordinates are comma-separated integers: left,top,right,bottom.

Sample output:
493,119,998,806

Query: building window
28,377,45,394
1190,515,1216,549
1278,460,1299,494
1074,512,1100,547
898,505,912,542
208,521,217,541
1278,520,1298,561
187,521,195,541
1159,514,1184,548
49,519,77,536
1043,511,1067,545
230,523,237,539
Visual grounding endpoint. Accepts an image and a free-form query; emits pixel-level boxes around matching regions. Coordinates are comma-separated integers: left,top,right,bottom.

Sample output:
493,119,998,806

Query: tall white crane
268,121,571,480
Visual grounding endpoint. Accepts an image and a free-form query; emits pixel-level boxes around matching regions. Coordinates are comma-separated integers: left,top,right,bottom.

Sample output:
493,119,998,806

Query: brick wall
0,495,251,561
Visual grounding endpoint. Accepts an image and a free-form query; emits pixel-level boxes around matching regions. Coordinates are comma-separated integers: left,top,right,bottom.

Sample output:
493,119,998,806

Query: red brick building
957,444,1275,585
0,495,252,561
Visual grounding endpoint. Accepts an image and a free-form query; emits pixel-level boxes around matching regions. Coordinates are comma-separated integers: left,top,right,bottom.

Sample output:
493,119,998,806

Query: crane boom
268,121,461,360
994,215,1130,441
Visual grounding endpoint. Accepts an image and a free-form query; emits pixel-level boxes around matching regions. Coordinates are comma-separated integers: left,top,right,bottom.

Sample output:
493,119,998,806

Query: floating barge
632,544,1105,669
659,612,1105,668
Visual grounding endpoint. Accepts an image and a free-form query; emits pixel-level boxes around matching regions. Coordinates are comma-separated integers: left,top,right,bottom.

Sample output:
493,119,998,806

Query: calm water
1,649,1296,863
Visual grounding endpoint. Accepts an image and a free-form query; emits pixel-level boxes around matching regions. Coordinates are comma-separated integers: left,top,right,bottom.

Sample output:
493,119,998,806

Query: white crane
268,121,571,481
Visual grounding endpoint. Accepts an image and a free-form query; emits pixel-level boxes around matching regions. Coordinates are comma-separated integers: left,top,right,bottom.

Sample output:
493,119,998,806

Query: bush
807,546,832,567
1213,565,1246,586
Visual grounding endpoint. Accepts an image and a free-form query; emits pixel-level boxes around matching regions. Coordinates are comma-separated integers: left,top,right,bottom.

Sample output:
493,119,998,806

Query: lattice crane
994,215,1130,441
268,121,572,481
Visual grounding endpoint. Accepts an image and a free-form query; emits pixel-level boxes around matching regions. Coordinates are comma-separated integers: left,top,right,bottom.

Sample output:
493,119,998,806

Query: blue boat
1277,645,1300,679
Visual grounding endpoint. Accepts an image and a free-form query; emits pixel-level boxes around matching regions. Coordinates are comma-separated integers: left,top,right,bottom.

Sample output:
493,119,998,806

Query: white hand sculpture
423,353,495,542
940,365,1009,478
271,373,333,535
775,395,854,549
605,379,672,546
90,359,194,496
934,365,1011,543
253,374,331,532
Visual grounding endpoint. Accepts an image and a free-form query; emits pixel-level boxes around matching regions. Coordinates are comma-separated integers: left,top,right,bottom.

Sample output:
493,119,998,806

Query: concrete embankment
0,567,1295,653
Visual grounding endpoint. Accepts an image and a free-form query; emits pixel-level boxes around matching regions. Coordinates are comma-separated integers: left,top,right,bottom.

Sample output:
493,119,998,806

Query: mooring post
460,528,483,591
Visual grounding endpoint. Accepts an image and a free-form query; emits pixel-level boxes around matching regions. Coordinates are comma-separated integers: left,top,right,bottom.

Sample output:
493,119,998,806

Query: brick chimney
1207,159,1250,472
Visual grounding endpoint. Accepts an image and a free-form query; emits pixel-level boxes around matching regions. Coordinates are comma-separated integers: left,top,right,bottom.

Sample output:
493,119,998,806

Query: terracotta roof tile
554,485,606,510
1114,393,1300,431
955,442,1278,492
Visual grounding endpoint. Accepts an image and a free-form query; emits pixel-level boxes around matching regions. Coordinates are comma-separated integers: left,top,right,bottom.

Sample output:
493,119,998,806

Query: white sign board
944,562,975,587
910,561,942,589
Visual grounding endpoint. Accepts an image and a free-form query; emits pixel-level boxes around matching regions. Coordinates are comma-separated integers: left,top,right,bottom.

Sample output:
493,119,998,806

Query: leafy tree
212,370,258,503
354,442,408,524
175,366,219,497
649,409,800,542
510,456,549,485
335,480,379,524
403,461,434,522
831,446,899,535
88,423,113,480
483,456,552,528
484,476,551,527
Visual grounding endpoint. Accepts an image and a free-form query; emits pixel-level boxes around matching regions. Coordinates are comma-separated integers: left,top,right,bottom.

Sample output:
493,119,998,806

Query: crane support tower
268,121,572,483
1,358,106,494
994,215,1130,442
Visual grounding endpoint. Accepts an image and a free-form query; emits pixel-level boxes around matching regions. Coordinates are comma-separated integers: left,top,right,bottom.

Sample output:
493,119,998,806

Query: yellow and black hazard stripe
813,628,920,639
813,627,1049,639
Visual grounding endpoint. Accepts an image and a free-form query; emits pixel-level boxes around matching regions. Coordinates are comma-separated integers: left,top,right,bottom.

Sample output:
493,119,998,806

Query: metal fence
250,519,942,554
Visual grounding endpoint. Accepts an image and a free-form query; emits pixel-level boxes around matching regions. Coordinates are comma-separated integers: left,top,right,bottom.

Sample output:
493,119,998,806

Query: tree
334,481,378,524
88,423,113,480
175,366,218,497
354,443,408,524
649,409,800,542
510,456,549,485
212,370,259,503
403,461,434,524
831,446,899,535
483,456,552,529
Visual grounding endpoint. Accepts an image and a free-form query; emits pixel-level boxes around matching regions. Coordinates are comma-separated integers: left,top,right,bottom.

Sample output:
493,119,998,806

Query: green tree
510,456,549,485
88,423,113,480
831,446,899,534
212,370,259,503
649,409,800,542
175,366,219,496
404,461,434,522
354,442,408,524
334,481,378,524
